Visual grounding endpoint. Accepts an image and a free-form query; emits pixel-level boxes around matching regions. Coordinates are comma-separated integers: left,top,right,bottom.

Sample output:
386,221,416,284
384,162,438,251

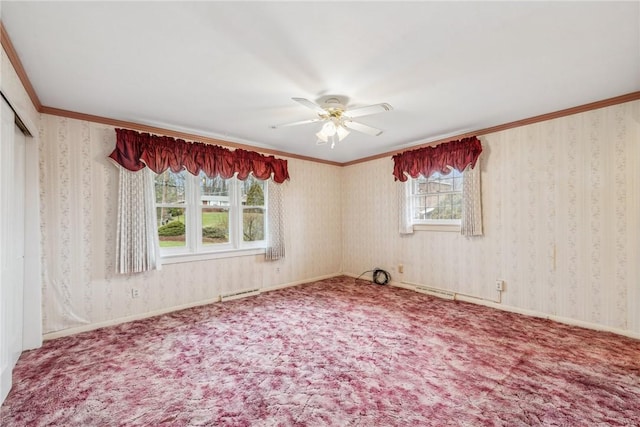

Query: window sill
161,248,265,265
413,224,461,233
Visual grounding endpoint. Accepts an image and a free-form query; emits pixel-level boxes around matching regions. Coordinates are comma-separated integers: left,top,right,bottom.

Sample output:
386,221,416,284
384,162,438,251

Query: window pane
202,207,229,245
452,174,463,191
427,195,442,219
413,177,428,195
155,170,186,204
452,193,463,218
411,168,463,222
241,176,265,207
426,194,462,220
200,173,230,207
157,207,186,247
412,206,429,220
427,169,462,189
243,207,264,242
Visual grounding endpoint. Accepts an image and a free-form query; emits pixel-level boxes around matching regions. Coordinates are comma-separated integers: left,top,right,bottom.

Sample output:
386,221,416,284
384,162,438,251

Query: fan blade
343,103,392,119
292,97,327,116
271,118,322,129
343,120,383,136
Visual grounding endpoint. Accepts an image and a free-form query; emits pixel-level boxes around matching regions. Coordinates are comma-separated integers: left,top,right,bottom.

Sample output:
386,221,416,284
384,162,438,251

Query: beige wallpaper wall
342,100,640,336
37,100,640,337
38,116,343,334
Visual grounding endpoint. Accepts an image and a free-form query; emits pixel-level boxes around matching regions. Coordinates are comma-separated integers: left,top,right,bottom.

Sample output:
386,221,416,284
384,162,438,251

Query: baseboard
452,294,640,341
43,296,221,341
344,271,640,340
262,272,343,293
220,288,261,302
43,272,344,341
383,277,640,341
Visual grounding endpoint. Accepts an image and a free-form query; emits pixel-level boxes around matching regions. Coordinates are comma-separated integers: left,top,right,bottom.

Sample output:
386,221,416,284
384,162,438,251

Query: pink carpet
2,276,639,426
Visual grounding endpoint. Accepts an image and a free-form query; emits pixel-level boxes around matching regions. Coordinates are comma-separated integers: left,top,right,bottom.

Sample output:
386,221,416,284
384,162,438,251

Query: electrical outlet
398,264,404,274
495,280,504,292
276,267,280,273
131,288,140,298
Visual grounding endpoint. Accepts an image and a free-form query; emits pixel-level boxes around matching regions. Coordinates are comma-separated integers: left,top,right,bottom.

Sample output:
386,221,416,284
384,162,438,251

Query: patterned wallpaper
342,100,640,336
34,100,640,337
38,116,343,334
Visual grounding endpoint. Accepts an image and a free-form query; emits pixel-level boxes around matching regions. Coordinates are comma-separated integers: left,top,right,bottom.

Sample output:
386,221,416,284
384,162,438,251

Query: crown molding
35,92,640,168
39,106,342,166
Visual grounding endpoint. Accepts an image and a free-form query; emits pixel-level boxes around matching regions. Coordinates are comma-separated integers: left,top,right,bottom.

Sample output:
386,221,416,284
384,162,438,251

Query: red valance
392,136,482,182
108,129,289,183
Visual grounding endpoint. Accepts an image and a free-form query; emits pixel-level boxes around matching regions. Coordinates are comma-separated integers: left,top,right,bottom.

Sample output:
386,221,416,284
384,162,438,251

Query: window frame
155,171,267,262
408,167,463,230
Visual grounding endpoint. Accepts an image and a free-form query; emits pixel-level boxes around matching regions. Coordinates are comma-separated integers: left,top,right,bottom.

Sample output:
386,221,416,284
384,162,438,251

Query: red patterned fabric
108,128,290,183
392,136,482,181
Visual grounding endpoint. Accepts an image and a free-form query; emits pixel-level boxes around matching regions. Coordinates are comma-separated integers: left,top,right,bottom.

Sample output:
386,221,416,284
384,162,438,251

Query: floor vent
220,288,261,302
414,286,455,300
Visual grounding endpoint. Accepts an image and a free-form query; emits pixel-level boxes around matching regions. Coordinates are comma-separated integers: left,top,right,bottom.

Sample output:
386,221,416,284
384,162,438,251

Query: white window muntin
410,167,463,225
156,171,266,257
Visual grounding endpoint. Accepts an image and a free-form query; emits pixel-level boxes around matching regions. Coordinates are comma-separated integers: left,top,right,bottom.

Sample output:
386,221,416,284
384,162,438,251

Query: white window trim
412,218,461,226
408,169,463,229
161,248,265,264
399,164,482,236
413,223,461,232
157,173,267,262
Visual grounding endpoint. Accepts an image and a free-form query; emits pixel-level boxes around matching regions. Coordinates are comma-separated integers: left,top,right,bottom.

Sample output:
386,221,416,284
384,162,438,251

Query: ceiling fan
271,95,393,148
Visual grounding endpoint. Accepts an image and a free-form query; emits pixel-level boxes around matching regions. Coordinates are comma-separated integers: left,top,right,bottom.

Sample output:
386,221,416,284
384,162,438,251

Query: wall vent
220,288,261,302
414,286,455,300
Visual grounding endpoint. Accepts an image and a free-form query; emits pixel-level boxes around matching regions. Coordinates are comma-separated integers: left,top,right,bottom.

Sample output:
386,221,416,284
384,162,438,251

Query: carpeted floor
2,275,639,426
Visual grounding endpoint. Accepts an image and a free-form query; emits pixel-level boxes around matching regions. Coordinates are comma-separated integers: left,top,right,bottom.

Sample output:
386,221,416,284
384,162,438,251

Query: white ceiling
2,1,639,164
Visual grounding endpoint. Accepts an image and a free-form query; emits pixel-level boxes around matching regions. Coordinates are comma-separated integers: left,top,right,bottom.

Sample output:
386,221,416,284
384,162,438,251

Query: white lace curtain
398,164,483,237
460,164,483,236
115,167,161,274
265,179,285,260
398,179,414,235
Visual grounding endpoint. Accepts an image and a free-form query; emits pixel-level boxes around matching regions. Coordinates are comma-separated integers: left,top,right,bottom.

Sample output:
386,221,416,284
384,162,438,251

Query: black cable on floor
355,269,374,283
372,268,390,285
355,268,390,285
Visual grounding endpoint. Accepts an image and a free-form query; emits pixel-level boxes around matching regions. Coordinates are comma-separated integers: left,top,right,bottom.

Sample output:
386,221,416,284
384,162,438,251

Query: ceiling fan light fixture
275,95,391,149
321,121,337,136
336,125,350,141
315,131,328,143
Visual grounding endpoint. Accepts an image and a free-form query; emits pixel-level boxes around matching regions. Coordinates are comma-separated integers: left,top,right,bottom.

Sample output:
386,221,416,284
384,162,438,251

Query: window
409,167,463,225
155,170,266,258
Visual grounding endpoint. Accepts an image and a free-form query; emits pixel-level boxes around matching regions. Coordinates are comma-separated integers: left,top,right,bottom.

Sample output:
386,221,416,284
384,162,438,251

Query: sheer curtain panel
265,180,285,260
398,181,414,235
461,164,483,236
115,167,161,274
